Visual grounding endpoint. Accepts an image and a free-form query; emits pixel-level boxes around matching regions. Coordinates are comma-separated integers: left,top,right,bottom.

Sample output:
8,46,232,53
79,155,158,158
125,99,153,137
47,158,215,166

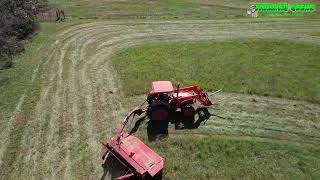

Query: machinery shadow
128,107,215,141
100,155,131,180
129,115,147,135
170,107,212,130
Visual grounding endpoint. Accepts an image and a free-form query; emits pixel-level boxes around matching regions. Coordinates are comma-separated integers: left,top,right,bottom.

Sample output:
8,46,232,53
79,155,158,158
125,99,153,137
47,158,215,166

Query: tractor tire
148,106,169,138
181,104,195,118
151,105,169,121
180,105,195,128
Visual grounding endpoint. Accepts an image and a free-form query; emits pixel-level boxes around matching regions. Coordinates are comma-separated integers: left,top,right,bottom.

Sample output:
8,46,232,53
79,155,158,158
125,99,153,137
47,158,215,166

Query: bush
0,0,47,70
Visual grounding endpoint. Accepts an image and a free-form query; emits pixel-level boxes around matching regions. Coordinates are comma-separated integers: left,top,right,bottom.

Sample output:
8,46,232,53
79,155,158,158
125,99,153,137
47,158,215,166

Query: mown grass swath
112,39,320,103
48,0,246,20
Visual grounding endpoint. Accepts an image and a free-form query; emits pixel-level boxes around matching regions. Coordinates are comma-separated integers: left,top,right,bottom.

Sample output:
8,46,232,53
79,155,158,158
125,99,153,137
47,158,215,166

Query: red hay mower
102,107,163,180
102,81,217,179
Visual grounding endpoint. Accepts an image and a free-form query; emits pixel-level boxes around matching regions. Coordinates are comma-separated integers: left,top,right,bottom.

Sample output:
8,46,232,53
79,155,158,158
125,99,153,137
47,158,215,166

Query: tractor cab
150,81,174,95
147,81,174,110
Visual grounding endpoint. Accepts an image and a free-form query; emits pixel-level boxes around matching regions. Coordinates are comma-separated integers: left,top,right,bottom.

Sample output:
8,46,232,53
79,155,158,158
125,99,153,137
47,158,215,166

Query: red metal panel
106,134,163,177
120,135,163,176
150,81,174,94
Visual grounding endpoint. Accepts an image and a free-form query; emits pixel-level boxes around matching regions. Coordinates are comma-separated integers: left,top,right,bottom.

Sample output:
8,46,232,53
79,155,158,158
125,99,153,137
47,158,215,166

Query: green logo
255,3,315,12
256,4,288,12
291,4,315,12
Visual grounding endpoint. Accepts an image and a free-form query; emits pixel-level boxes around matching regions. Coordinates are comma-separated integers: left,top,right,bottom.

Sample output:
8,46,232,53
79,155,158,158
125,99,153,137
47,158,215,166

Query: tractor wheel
148,106,169,138
180,105,195,128
151,105,169,121
181,104,195,118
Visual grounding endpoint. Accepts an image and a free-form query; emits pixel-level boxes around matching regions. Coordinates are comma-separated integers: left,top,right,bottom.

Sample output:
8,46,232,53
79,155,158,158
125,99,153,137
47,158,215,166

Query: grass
141,134,320,179
0,22,78,178
47,0,319,20
47,0,248,20
124,91,320,179
111,39,320,103
0,22,77,121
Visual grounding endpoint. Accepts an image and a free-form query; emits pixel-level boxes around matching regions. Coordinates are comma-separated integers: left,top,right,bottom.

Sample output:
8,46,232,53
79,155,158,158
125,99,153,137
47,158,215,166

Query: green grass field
0,22,78,120
48,0,245,20
112,40,320,102
0,0,319,179
48,0,319,20
142,134,320,179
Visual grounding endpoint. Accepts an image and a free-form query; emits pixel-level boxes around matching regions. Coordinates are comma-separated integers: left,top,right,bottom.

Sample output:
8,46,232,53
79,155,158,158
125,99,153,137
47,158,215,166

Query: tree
0,0,47,69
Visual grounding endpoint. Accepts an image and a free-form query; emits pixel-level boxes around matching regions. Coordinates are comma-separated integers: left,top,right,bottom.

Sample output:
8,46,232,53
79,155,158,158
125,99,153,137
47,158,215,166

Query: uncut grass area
112,39,320,103
141,134,320,179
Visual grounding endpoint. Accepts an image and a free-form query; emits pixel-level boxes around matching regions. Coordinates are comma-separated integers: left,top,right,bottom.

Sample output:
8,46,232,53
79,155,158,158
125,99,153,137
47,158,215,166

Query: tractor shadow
100,155,131,180
129,115,147,135
129,107,215,141
170,107,212,130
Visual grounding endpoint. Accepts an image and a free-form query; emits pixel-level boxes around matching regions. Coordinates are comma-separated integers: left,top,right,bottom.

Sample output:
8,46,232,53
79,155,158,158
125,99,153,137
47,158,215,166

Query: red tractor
146,81,214,135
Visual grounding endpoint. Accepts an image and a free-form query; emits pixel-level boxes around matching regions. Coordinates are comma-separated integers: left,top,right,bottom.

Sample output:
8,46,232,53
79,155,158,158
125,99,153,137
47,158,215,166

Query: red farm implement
102,108,163,180
101,81,218,179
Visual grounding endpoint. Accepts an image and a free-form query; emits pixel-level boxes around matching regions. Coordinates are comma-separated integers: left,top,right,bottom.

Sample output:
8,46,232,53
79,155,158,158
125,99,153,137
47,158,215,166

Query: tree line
0,0,47,70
